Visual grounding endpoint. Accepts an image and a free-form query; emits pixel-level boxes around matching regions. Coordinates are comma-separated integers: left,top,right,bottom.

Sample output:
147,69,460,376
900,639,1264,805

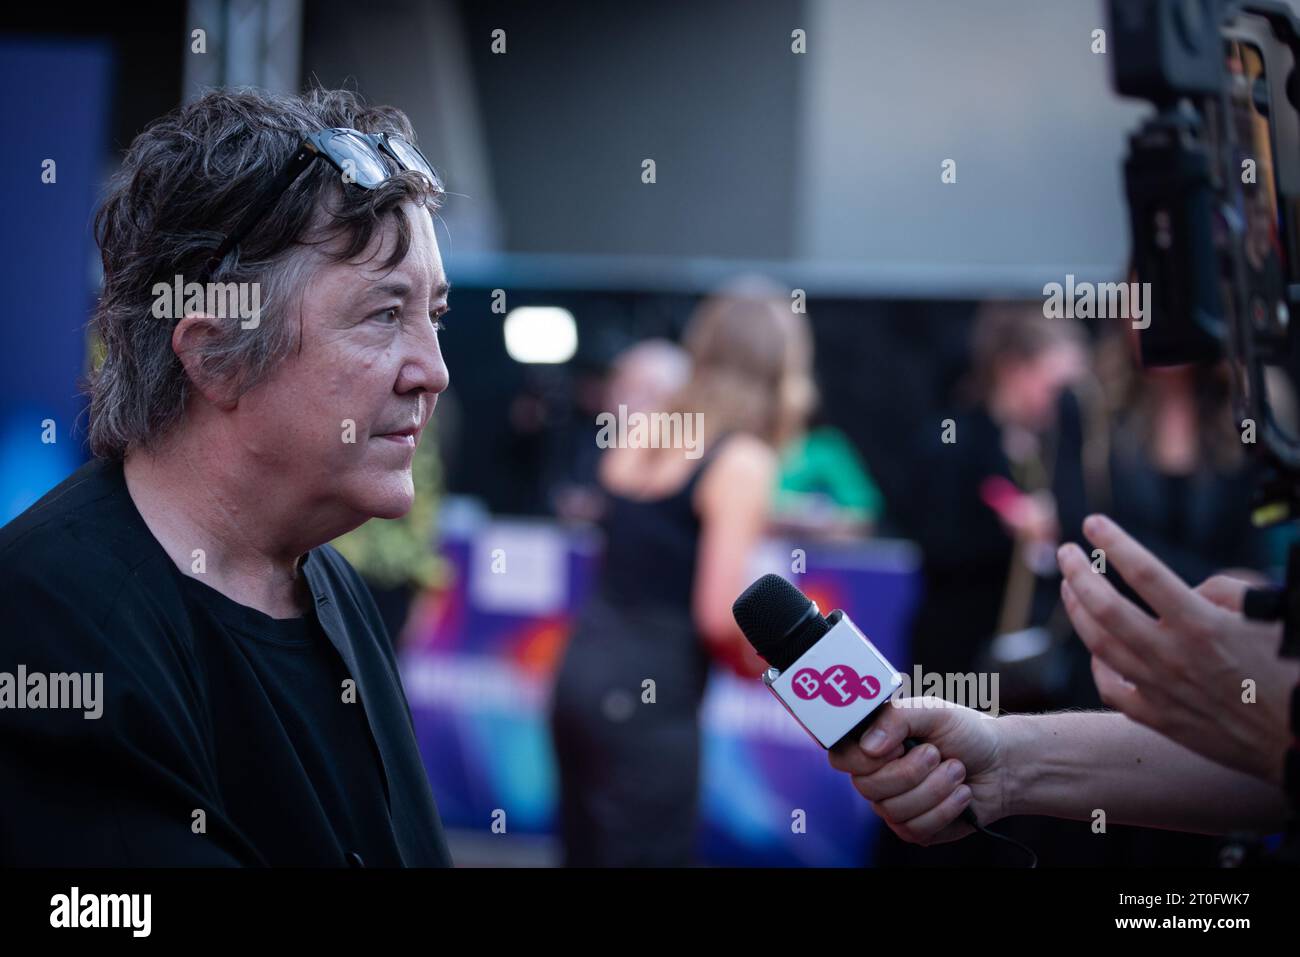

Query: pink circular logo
791,666,882,706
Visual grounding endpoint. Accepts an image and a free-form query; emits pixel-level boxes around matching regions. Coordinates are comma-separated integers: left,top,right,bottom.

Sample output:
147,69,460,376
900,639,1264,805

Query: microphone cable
967,817,1038,868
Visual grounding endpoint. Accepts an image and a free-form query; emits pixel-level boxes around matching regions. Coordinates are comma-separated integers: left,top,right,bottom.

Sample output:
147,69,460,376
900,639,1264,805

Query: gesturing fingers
1058,544,1158,685
1061,578,1153,687
1079,514,1201,628
1090,654,1167,729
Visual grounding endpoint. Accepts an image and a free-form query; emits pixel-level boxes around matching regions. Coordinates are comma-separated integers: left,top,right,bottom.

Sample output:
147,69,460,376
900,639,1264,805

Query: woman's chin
350,473,415,520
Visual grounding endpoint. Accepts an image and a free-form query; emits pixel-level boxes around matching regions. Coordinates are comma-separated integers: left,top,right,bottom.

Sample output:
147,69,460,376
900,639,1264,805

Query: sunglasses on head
200,127,438,283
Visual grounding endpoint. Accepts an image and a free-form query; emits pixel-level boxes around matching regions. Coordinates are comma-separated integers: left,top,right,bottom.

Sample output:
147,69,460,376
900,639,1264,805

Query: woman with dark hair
548,281,816,866
907,301,1089,682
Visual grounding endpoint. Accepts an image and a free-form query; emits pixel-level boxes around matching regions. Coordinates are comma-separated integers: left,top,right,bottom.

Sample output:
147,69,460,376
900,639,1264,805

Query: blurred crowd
540,285,1278,865
347,280,1283,866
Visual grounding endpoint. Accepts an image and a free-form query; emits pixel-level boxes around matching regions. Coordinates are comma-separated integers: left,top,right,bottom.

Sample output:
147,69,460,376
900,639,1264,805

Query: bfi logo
765,613,902,748
791,665,882,707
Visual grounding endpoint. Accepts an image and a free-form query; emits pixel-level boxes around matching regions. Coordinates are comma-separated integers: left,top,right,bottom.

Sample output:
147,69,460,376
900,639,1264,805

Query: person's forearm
999,710,1288,835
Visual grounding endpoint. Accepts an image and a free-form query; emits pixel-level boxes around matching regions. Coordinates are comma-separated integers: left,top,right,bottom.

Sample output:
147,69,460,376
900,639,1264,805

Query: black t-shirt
176,571,403,867
0,457,452,867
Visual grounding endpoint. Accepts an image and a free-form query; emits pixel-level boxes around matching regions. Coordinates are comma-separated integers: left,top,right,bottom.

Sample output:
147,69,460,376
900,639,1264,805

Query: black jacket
0,457,452,867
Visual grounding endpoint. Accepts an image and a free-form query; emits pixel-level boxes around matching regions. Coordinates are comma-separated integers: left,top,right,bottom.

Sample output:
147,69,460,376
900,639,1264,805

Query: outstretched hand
1057,514,1299,785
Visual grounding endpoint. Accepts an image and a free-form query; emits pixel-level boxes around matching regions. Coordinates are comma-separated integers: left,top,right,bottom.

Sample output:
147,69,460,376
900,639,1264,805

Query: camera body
1112,0,1300,506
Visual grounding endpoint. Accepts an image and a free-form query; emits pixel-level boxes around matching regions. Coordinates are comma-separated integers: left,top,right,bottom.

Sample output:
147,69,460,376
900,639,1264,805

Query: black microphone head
732,573,830,671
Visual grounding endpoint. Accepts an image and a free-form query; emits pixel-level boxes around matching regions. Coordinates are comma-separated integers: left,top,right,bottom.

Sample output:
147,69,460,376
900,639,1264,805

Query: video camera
1112,0,1300,517
1110,0,1300,650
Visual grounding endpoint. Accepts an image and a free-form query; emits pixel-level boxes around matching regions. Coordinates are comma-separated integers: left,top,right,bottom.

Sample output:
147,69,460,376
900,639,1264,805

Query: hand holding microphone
732,573,1291,854
827,697,1005,847
733,573,1032,861
731,574,985,831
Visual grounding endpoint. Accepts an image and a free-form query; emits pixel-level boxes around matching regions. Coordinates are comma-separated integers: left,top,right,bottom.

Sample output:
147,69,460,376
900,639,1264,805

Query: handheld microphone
732,573,982,829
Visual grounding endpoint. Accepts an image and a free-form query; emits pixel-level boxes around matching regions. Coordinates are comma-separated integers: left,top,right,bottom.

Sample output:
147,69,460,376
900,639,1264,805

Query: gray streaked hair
84,86,443,460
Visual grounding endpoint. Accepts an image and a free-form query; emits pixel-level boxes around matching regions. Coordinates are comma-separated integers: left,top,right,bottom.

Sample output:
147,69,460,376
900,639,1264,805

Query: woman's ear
172,315,239,410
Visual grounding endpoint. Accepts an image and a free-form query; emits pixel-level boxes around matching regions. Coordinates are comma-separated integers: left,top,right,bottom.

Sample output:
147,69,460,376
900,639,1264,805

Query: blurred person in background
908,302,1089,684
554,338,691,525
610,338,693,418
882,302,1093,866
548,282,815,866
1093,325,1271,590
769,414,884,541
